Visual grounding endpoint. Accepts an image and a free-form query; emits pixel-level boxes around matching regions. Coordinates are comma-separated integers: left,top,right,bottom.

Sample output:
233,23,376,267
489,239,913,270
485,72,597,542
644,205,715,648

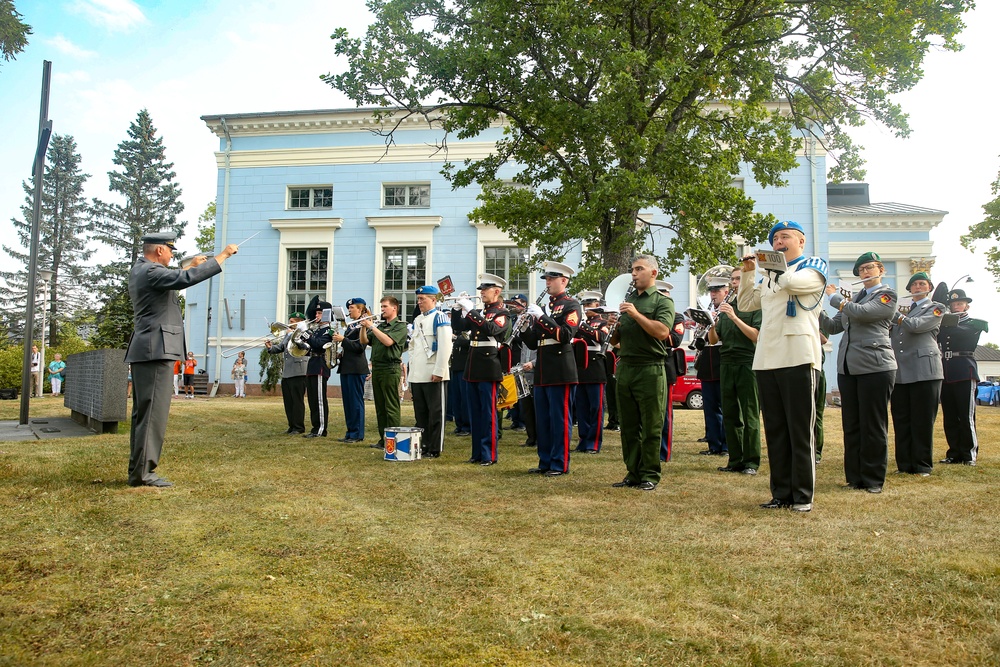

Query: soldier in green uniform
610,255,675,491
360,296,408,449
709,267,762,475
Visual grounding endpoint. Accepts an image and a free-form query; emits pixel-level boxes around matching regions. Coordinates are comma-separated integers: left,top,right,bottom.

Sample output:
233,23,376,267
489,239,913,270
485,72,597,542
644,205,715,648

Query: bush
0,336,94,391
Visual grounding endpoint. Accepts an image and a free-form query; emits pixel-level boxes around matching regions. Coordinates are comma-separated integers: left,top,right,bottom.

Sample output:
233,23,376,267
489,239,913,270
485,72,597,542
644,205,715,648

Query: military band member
265,311,308,435
448,319,473,436
821,251,897,494
655,280,685,463
739,220,827,512
604,310,622,432
125,232,239,487
332,298,371,443
506,295,537,448
610,255,674,491
522,261,583,476
299,297,335,438
709,267,762,475
889,271,945,475
360,296,408,449
574,291,609,453
695,279,728,457
409,285,453,458
451,274,512,466
938,288,989,466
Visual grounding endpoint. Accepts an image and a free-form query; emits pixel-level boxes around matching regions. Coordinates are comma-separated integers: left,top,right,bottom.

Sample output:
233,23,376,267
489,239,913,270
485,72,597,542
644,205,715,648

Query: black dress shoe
717,466,737,473
145,478,173,488
940,457,959,464
480,461,496,467
424,452,440,458
612,478,637,488
865,486,883,494
760,498,789,509
636,481,656,491
739,468,758,476
605,424,620,432
454,430,471,436
370,443,384,449
304,433,320,438
586,450,600,454
544,470,565,476
697,437,708,443
528,467,547,474
964,461,977,467
467,458,481,464
285,428,296,434
698,449,714,456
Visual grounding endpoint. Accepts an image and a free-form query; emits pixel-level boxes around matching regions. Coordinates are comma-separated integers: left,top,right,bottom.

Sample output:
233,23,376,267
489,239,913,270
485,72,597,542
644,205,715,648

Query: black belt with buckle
944,351,974,359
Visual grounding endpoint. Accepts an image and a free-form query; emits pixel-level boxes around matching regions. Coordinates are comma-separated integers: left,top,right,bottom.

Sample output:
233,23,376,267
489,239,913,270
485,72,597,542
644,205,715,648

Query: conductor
125,232,238,487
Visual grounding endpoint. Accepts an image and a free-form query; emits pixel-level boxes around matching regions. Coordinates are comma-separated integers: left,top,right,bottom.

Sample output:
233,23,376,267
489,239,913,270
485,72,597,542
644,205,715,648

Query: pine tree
90,109,185,348
0,134,93,345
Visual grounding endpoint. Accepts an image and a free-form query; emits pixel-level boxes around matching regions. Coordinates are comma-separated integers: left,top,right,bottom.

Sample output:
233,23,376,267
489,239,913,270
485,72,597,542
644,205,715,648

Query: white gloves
527,304,543,317
458,298,474,315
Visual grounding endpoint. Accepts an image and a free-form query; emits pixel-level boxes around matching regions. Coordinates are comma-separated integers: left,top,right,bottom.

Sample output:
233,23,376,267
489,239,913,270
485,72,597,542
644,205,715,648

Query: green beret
905,271,932,291
852,251,882,276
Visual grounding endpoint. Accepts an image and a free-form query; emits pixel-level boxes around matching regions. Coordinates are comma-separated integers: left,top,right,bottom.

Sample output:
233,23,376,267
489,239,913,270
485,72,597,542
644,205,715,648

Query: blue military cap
345,297,366,307
768,220,805,246
415,285,440,295
141,231,177,249
512,293,528,302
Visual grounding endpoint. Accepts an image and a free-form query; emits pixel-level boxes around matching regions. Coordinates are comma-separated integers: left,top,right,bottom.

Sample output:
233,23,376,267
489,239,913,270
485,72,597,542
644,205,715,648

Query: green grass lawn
2,395,999,666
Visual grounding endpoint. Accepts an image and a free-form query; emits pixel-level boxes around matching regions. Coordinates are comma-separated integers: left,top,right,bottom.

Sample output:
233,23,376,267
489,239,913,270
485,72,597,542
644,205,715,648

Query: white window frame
382,182,431,209
470,220,535,301
268,217,343,318
287,185,333,210
367,216,441,309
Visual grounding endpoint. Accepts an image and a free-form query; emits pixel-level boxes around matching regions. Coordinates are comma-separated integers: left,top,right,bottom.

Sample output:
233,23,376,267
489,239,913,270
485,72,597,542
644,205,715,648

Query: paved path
0,417,100,442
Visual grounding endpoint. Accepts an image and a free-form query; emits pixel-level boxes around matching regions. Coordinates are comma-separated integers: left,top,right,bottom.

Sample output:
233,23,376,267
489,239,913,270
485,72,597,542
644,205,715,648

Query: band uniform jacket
297,325,333,378
521,291,582,386
409,308,453,383
938,313,989,383
890,300,945,384
738,255,827,372
574,313,609,384
267,331,309,378
337,324,370,375
450,326,471,372
125,256,222,363
451,301,511,382
820,285,898,375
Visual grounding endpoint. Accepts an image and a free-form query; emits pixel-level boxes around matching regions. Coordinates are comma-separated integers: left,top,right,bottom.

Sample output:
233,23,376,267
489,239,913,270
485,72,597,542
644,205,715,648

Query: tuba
598,273,637,356
686,264,734,349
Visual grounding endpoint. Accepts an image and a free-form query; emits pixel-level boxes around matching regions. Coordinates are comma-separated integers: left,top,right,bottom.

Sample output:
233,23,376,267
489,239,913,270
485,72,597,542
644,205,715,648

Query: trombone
222,321,292,358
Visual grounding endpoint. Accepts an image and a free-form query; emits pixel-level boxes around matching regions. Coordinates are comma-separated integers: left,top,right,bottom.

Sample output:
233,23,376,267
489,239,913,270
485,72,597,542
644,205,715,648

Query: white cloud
53,70,93,85
44,34,98,59
68,0,149,32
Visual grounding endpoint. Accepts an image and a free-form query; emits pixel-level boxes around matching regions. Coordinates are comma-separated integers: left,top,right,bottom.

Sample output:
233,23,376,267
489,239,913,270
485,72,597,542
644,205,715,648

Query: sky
2,0,999,342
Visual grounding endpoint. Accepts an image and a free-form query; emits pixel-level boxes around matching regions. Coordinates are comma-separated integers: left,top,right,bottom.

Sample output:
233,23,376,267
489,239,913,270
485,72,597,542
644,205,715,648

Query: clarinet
598,281,636,356
504,291,547,345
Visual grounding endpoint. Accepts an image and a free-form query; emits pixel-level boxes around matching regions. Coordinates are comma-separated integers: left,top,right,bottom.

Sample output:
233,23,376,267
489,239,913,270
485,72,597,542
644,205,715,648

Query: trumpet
505,292,546,345
442,291,482,307
222,321,292,357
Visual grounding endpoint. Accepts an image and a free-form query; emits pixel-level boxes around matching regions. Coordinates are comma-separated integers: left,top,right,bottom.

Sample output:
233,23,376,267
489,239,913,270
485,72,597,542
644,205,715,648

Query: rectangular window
383,184,430,208
383,247,426,322
286,248,328,318
288,186,333,210
484,246,529,298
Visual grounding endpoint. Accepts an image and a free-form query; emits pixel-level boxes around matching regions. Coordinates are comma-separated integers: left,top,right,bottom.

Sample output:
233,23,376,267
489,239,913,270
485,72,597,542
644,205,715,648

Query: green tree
1,0,31,66
0,134,94,345
195,201,216,253
327,0,970,282
90,109,186,347
961,165,1000,286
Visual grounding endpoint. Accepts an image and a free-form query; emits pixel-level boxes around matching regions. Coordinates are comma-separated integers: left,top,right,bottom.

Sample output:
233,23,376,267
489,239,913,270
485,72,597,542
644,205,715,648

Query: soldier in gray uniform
125,232,239,487
938,289,989,465
820,251,897,494
889,271,945,476
265,312,309,434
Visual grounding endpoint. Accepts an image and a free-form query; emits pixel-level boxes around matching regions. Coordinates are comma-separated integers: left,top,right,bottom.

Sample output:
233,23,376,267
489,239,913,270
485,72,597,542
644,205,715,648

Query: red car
671,351,703,409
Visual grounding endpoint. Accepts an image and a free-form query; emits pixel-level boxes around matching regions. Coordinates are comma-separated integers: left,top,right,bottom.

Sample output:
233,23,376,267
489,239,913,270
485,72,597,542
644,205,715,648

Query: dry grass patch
1,396,999,665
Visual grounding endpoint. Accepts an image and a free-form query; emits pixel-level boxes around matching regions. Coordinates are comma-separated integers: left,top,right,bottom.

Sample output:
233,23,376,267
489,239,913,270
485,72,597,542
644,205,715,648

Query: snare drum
384,427,424,461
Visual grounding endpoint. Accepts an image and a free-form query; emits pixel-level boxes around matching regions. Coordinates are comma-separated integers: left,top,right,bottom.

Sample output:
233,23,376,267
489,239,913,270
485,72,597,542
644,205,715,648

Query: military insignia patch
879,294,892,304
553,305,564,316
566,310,580,326
493,315,506,328
933,307,943,317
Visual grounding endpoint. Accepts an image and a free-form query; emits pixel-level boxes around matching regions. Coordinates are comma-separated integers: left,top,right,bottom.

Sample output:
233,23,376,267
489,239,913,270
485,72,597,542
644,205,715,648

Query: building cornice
216,143,500,168
828,241,934,261
268,217,343,232
366,215,442,229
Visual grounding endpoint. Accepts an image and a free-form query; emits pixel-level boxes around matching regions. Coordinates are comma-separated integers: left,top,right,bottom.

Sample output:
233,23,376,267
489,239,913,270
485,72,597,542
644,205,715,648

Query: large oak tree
326,0,971,284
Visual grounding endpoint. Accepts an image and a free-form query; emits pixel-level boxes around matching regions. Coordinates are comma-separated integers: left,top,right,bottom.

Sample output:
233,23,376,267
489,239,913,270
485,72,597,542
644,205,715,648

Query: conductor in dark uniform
125,232,238,487
450,274,511,465
889,271,945,475
938,289,989,466
521,261,582,476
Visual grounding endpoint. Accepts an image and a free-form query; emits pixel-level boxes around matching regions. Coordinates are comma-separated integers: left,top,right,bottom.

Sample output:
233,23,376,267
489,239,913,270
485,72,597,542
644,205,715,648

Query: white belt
539,339,563,346
586,344,601,352
470,340,497,348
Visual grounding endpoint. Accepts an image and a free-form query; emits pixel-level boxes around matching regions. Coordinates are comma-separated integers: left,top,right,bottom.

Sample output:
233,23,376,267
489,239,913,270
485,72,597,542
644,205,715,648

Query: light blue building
189,108,943,396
